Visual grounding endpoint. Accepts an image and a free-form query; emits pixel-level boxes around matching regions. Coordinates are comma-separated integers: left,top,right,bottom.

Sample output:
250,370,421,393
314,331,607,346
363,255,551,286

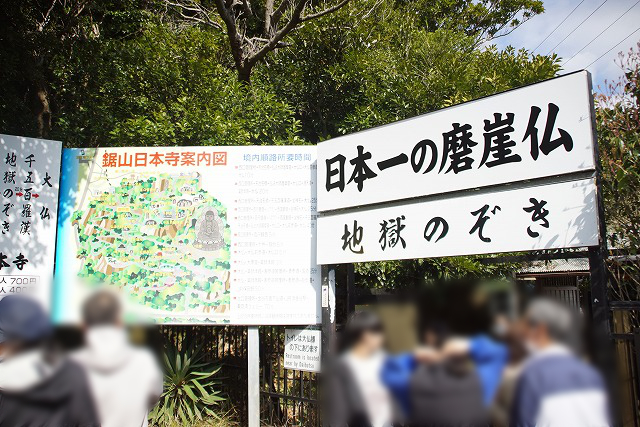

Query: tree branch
264,0,275,34
214,0,246,70
165,0,224,31
300,0,349,22
246,0,307,66
38,0,58,32
271,0,291,28
241,0,253,17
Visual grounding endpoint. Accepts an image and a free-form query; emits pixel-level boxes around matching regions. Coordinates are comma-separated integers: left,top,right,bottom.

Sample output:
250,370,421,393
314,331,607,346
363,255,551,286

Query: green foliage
263,0,558,142
596,45,640,304
1,0,560,286
597,45,640,252
149,340,225,426
354,256,520,289
51,25,300,147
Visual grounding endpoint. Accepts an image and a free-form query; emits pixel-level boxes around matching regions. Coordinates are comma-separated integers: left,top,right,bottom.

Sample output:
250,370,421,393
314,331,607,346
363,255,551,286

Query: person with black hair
327,310,393,427
0,295,100,427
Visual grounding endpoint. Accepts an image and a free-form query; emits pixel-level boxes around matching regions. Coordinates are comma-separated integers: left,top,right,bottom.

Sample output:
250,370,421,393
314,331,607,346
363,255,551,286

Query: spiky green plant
149,340,225,426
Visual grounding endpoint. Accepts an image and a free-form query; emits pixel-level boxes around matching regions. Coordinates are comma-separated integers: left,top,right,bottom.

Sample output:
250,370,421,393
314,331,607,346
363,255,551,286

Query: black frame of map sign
316,72,615,416
53,146,320,325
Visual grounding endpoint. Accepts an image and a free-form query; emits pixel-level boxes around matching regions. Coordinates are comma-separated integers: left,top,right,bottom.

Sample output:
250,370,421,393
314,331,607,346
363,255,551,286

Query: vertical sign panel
54,147,320,325
0,134,62,310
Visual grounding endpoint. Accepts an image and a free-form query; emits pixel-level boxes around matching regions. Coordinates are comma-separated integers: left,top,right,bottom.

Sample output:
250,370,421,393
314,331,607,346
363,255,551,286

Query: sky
493,0,640,92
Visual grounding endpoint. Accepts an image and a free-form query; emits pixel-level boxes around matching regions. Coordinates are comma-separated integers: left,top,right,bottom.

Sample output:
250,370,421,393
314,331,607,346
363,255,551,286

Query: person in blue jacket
381,322,509,424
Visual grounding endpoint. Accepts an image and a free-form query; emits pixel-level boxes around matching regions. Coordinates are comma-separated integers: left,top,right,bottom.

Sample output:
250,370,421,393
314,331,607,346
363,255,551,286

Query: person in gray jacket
73,291,163,427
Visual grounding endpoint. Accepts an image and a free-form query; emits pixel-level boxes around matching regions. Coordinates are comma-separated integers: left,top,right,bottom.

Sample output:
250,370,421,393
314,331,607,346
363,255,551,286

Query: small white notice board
284,328,322,373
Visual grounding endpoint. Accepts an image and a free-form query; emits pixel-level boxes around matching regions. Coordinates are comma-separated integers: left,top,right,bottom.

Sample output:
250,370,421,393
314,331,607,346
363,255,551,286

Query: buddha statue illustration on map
193,209,224,251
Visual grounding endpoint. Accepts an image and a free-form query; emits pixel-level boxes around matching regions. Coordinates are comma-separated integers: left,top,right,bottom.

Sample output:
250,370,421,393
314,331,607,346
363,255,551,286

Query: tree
264,0,555,142
597,44,640,303
0,0,148,138
598,44,640,252
165,0,352,83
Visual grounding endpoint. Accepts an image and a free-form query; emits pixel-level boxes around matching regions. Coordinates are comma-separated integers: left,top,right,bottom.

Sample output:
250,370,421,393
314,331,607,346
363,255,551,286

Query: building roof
518,258,589,274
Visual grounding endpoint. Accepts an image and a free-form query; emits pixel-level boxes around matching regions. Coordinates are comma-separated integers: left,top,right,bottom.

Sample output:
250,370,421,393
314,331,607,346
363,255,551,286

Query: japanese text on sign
0,134,62,309
283,329,321,373
318,179,598,264
318,71,596,211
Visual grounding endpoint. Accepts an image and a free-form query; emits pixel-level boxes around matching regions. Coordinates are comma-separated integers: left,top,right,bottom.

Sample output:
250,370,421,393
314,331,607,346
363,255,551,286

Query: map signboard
0,134,61,310
317,71,596,212
54,146,320,325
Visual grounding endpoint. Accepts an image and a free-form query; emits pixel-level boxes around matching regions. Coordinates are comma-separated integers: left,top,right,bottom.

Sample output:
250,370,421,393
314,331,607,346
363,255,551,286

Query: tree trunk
26,57,52,138
238,64,252,84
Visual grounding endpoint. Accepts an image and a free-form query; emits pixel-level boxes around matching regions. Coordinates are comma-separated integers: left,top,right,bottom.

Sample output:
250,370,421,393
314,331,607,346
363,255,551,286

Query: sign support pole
346,263,356,315
247,326,260,427
321,264,337,427
586,76,619,419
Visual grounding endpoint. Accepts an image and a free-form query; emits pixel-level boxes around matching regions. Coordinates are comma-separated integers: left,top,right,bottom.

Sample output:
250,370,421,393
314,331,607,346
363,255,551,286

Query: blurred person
73,291,163,427
489,316,528,427
328,310,393,427
510,298,609,427
381,322,449,419
0,295,100,427
382,320,509,426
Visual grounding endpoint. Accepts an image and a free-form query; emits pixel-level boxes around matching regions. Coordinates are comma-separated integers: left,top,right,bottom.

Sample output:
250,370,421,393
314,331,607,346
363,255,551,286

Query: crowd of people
0,292,162,427
327,299,610,427
0,292,611,427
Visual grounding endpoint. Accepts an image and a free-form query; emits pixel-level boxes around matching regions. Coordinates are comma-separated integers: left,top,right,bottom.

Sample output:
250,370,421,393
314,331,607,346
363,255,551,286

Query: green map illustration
71,173,231,320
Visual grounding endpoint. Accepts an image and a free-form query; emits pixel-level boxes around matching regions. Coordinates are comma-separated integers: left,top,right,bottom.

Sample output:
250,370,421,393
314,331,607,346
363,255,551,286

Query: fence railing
260,326,320,426
157,325,320,426
611,303,640,427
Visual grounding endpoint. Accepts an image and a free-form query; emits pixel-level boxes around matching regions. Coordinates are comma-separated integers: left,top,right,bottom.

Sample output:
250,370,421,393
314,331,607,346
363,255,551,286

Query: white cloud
492,0,640,91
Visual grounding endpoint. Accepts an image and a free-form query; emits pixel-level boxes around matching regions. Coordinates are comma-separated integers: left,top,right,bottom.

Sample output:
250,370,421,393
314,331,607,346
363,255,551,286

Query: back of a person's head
526,297,577,347
0,295,52,347
344,310,383,348
82,291,122,327
420,320,451,348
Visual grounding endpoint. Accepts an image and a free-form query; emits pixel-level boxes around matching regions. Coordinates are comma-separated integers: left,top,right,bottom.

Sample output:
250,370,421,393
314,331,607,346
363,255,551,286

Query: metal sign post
320,264,337,427
247,326,260,427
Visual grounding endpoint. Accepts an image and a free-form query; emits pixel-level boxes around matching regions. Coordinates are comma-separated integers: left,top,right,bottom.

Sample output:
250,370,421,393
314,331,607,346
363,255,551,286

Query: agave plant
150,340,225,426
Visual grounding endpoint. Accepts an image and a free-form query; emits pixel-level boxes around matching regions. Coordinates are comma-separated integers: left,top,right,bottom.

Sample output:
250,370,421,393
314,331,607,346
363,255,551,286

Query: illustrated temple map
55,147,320,324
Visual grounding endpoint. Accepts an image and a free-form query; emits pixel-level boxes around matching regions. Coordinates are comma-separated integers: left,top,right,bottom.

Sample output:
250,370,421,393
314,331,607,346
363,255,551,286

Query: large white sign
0,134,62,310
54,146,320,325
318,71,596,212
317,178,599,264
284,328,321,373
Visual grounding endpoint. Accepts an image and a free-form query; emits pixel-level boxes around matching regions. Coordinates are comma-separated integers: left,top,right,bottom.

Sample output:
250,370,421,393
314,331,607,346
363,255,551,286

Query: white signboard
318,71,596,212
54,146,320,325
284,328,322,373
317,178,598,264
0,134,62,310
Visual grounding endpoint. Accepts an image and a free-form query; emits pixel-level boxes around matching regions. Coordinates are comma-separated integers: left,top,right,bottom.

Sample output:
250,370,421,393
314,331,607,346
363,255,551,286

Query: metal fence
158,325,249,425
259,326,320,426
157,325,320,426
611,305,640,427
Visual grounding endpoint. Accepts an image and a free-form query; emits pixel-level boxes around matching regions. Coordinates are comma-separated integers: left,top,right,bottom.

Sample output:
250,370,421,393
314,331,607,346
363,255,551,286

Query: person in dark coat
407,354,489,427
0,295,100,427
382,322,506,427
